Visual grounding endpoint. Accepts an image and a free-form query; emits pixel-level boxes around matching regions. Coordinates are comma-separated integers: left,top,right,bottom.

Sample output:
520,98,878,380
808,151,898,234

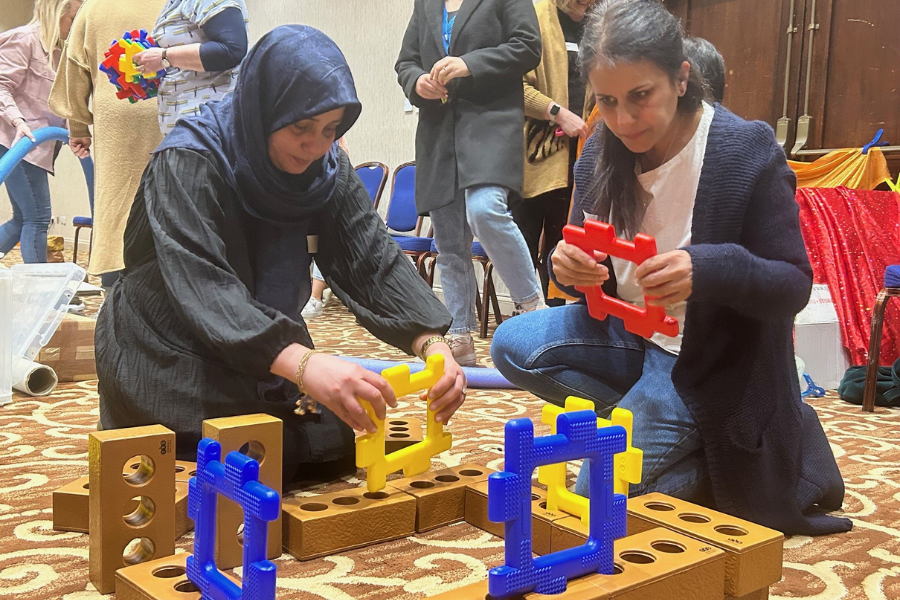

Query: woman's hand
133,48,165,74
300,353,398,434
419,342,467,425
554,106,588,138
636,249,693,307
415,74,448,101
13,120,35,144
430,56,470,85
550,240,609,287
69,137,91,158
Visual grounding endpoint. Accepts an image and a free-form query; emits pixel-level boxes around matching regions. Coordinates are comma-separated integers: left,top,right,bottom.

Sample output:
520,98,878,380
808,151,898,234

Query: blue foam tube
0,127,69,185
339,356,518,390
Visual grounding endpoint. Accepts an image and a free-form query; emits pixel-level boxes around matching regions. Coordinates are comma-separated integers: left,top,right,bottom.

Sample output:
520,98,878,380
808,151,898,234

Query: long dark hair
579,0,705,239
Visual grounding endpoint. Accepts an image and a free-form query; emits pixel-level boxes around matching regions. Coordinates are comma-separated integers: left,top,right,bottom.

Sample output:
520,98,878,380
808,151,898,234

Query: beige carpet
1,249,899,599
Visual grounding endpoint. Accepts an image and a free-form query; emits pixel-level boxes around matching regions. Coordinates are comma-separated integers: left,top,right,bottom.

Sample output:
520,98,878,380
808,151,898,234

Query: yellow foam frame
537,396,643,526
356,354,452,493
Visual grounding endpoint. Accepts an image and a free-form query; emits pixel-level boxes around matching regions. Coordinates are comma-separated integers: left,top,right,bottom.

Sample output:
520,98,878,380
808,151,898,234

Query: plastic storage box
11,263,85,362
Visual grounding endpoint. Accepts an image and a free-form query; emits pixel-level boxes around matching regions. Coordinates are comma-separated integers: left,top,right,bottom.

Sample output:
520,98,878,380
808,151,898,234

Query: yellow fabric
787,148,891,190
522,0,593,199
49,0,165,275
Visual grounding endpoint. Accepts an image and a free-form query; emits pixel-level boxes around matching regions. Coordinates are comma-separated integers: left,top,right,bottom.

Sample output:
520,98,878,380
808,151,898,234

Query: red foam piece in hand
562,220,679,339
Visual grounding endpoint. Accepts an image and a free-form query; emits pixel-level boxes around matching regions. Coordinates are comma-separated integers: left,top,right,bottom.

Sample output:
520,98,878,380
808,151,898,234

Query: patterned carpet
2,250,900,599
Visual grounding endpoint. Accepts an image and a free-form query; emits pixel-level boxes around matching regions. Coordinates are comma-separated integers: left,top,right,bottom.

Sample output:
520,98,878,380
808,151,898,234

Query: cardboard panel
88,425,176,594
282,485,416,560
202,414,283,568
628,493,783,596
388,464,493,532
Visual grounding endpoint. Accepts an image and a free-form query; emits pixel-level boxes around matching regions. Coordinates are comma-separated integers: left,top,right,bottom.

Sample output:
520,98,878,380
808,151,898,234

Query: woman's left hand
636,249,693,307
133,48,165,74
430,56,470,86
420,343,467,425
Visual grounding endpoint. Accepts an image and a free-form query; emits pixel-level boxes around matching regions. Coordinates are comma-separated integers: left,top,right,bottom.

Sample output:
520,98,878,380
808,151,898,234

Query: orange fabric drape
787,148,891,190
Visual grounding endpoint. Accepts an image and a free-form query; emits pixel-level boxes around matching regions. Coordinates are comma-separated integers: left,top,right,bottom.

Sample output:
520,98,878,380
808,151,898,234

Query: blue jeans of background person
0,145,51,263
430,185,542,334
491,304,711,502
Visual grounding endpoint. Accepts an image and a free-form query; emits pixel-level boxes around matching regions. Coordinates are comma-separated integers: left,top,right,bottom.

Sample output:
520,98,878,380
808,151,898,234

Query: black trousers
510,145,577,301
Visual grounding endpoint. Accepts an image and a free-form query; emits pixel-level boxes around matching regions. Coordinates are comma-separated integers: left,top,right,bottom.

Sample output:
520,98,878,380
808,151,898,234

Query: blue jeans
430,185,542,334
491,304,711,502
0,145,51,263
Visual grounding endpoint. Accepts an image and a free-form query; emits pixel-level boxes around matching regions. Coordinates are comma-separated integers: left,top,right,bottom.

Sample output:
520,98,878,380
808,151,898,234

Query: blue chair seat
886,265,900,288
73,216,93,227
393,235,433,253
428,240,488,258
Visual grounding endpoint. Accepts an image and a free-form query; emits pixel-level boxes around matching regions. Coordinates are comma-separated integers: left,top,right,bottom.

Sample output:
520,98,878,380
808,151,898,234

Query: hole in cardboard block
435,475,460,483
82,483,90,490
122,537,156,566
189,471,197,477
152,566,186,579
363,492,390,500
410,481,435,489
651,540,686,554
530,493,541,501
390,433,410,438
175,465,185,473
123,496,156,527
679,512,711,524
123,455,156,486
237,522,244,546
389,420,408,426
332,497,360,506
620,550,656,565
715,525,749,537
644,501,675,511
174,580,200,593
389,426,409,432
300,503,329,512
239,440,266,466
539,501,548,509
612,563,624,575
459,469,483,477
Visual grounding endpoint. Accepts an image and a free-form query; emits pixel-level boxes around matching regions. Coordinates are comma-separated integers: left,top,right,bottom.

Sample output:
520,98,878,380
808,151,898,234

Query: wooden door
664,0,805,136
792,0,900,155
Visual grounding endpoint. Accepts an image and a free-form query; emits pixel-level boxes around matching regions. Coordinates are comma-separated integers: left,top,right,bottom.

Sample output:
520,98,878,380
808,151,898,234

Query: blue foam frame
187,438,280,600
487,411,628,598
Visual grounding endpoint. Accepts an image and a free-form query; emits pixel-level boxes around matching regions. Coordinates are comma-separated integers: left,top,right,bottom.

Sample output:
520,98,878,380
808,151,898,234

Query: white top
152,0,248,135
586,102,715,355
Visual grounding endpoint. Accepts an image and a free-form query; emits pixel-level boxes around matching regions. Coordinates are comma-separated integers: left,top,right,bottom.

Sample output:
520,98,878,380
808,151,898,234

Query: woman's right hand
69,137,91,158
415,73,448,101
13,120,36,144
300,353,398,433
551,240,610,287
554,107,588,138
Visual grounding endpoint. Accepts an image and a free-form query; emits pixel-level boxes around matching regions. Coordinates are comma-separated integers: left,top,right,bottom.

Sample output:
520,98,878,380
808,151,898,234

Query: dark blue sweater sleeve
198,8,247,72
686,135,813,320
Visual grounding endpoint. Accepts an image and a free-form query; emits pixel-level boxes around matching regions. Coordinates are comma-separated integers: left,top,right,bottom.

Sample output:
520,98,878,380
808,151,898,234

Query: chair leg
474,283,483,322
87,229,93,264
479,264,492,339
487,263,503,326
72,227,81,264
862,289,890,412
416,253,431,281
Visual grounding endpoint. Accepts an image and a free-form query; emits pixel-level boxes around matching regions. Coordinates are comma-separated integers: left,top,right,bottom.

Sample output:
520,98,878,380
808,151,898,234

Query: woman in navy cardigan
492,0,850,536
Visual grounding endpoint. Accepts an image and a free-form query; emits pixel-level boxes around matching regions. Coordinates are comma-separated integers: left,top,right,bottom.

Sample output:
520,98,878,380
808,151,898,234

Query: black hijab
156,25,362,225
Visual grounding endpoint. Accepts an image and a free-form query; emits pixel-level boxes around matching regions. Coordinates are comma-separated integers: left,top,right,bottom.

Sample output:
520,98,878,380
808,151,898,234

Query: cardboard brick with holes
51,360,785,600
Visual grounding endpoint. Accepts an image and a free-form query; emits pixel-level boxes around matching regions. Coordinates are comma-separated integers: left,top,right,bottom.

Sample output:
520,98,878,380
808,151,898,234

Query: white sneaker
301,297,325,319
447,333,477,367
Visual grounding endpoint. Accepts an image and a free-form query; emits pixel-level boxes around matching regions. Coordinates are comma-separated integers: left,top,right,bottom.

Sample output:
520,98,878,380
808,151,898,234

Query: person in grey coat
396,0,546,366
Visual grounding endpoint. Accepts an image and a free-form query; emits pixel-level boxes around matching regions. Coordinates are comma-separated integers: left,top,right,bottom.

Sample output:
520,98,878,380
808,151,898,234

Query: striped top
152,0,248,134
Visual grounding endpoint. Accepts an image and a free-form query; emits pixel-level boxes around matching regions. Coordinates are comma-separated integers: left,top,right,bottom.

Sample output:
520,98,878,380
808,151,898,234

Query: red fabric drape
797,187,900,365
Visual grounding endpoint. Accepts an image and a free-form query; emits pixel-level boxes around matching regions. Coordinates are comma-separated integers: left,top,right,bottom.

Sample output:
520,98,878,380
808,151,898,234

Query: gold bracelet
294,349,321,415
417,335,447,361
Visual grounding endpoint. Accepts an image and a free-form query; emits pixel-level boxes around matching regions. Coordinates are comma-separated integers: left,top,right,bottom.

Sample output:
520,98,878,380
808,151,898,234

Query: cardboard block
389,464,493,532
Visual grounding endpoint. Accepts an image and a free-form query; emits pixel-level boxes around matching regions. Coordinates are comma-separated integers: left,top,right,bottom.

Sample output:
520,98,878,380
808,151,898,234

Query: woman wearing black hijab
95,26,465,481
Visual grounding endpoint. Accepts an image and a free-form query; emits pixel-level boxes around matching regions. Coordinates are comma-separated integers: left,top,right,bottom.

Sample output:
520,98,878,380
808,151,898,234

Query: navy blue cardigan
555,107,851,535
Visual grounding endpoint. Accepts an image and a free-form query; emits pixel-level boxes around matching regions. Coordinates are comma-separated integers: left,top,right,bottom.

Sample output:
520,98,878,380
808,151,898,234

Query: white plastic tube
12,358,58,396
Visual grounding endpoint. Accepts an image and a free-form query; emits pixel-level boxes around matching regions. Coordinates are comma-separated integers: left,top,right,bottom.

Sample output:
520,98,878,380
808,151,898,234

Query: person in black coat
95,26,468,483
491,0,850,536
396,0,547,366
